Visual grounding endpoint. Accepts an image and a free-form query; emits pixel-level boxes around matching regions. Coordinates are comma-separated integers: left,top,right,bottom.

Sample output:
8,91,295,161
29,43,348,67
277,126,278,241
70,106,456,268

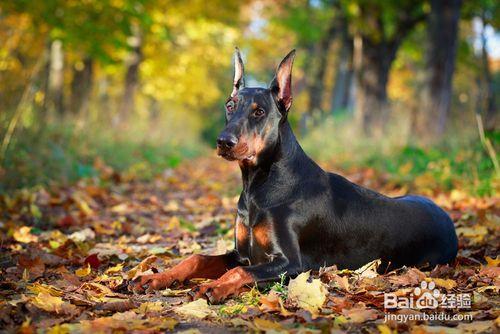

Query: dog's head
216,48,296,166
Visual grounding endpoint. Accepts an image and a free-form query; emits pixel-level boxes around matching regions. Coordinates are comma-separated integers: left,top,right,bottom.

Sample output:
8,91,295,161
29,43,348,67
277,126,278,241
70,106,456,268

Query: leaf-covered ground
0,156,498,333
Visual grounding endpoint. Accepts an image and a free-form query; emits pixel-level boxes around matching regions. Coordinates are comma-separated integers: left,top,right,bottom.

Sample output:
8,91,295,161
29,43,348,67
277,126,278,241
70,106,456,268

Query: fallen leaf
355,259,381,278
18,255,45,279
75,264,92,278
288,271,327,313
13,226,38,243
377,324,395,334
427,278,456,290
84,253,101,269
96,299,136,312
485,256,499,267
455,226,488,244
388,268,426,286
342,303,379,323
126,255,158,280
105,263,124,275
174,299,215,319
253,317,283,331
27,283,63,297
31,292,78,315
259,291,293,316
135,301,164,314
68,228,95,242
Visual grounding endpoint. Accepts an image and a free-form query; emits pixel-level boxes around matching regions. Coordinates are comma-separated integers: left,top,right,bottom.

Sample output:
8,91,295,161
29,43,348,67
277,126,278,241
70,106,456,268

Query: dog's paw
188,282,243,304
128,273,175,294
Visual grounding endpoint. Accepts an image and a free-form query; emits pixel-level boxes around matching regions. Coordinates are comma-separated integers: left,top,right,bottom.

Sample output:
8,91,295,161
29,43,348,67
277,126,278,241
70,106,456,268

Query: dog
131,49,458,303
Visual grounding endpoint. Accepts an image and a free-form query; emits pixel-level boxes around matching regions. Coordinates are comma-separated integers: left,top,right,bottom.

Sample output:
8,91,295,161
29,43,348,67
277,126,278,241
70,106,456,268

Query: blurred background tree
0,0,498,194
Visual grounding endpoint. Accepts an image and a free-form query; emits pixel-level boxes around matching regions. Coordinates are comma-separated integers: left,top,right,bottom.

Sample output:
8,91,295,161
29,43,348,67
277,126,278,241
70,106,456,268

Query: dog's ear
231,47,245,97
270,49,296,112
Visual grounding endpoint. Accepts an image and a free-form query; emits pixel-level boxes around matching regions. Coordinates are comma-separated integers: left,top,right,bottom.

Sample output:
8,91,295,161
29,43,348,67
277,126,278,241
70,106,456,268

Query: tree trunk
117,25,142,125
299,43,317,135
39,40,51,119
415,0,462,140
330,10,353,113
479,14,498,131
48,39,64,116
70,57,93,116
307,24,336,115
355,38,398,137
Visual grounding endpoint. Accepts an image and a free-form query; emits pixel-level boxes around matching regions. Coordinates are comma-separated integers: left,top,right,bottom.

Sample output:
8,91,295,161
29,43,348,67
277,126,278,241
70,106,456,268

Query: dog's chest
234,210,275,266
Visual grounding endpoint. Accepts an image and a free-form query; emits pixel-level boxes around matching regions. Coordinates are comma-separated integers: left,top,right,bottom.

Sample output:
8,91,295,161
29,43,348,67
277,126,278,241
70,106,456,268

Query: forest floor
0,156,498,333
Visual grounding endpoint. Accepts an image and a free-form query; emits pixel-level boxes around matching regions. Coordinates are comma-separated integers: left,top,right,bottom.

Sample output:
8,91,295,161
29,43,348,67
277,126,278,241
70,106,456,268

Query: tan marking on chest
252,222,272,248
236,216,249,244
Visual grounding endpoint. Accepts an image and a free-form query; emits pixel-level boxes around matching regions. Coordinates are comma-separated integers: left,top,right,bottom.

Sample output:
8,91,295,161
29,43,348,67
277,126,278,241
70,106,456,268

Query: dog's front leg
191,255,298,303
130,250,240,293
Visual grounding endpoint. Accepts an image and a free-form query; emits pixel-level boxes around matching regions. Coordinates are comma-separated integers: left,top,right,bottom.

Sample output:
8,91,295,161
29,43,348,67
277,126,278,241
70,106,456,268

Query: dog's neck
239,121,311,191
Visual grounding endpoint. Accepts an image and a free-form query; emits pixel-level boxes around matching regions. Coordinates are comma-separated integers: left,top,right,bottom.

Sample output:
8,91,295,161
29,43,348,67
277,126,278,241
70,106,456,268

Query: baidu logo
384,280,471,310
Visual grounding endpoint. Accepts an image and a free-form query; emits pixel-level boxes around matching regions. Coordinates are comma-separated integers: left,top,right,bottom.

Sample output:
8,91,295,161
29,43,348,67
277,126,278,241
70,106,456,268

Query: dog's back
297,172,458,271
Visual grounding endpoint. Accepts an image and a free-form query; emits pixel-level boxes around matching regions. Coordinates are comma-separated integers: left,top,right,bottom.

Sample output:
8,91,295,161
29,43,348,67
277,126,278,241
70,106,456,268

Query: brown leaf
95,299,136,312
18,255,45,279
342,303,379,323
388,268,426,286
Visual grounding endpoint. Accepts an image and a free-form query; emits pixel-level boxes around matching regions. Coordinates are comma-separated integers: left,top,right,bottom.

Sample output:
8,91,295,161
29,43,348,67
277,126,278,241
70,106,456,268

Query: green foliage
0,0,497,197
264,272,288,300
301,115,498,196
0,118,203,191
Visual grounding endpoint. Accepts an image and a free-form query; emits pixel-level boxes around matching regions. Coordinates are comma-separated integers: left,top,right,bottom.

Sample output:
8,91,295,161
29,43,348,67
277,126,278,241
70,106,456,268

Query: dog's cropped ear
231,47,245,97
270,49,296,112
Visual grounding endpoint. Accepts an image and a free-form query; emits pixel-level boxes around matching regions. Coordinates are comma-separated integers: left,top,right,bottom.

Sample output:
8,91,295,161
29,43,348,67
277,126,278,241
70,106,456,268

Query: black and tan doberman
131,49,458,303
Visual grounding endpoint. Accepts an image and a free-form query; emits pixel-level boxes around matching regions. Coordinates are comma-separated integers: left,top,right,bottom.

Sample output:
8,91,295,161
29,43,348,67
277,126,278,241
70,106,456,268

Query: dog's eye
253,108,265,117
226,101,235,114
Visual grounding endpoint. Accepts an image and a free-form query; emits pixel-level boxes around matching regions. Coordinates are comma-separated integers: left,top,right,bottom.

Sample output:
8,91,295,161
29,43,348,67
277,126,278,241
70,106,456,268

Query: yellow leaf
49,240,61,249
32,293,78,315
13,226,38,243
377,324,394,334
288,271,327,313
174,299,215,319
75,264,91,278
427,278,457,290
485,256,500,267
455,226,488,244
126,255,158,280
398,162,413,175
135,301,164,314
253,317,283,331
27,283,63,297
105,263,124,275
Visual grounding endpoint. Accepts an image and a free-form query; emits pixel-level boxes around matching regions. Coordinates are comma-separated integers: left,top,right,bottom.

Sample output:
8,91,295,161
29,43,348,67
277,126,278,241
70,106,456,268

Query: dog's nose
217,133,238,149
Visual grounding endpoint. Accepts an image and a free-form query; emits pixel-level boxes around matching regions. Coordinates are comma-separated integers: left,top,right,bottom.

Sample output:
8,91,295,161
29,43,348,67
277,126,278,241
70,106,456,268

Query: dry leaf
288,271,327,313
342,303,379,323
253,317,283,331
355,259,381,278
485,256,499,267
174,299,215,319
18,255,45,279
75,264,92,278
68,228,95,242
135,301,164,314
428,278,457,290
13,227,38,243
31,292,78,315
259,291,293,316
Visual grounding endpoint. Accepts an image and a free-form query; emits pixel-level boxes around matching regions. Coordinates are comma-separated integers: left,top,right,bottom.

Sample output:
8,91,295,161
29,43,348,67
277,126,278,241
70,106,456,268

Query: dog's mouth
217,150,256,162
217,146,255,162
